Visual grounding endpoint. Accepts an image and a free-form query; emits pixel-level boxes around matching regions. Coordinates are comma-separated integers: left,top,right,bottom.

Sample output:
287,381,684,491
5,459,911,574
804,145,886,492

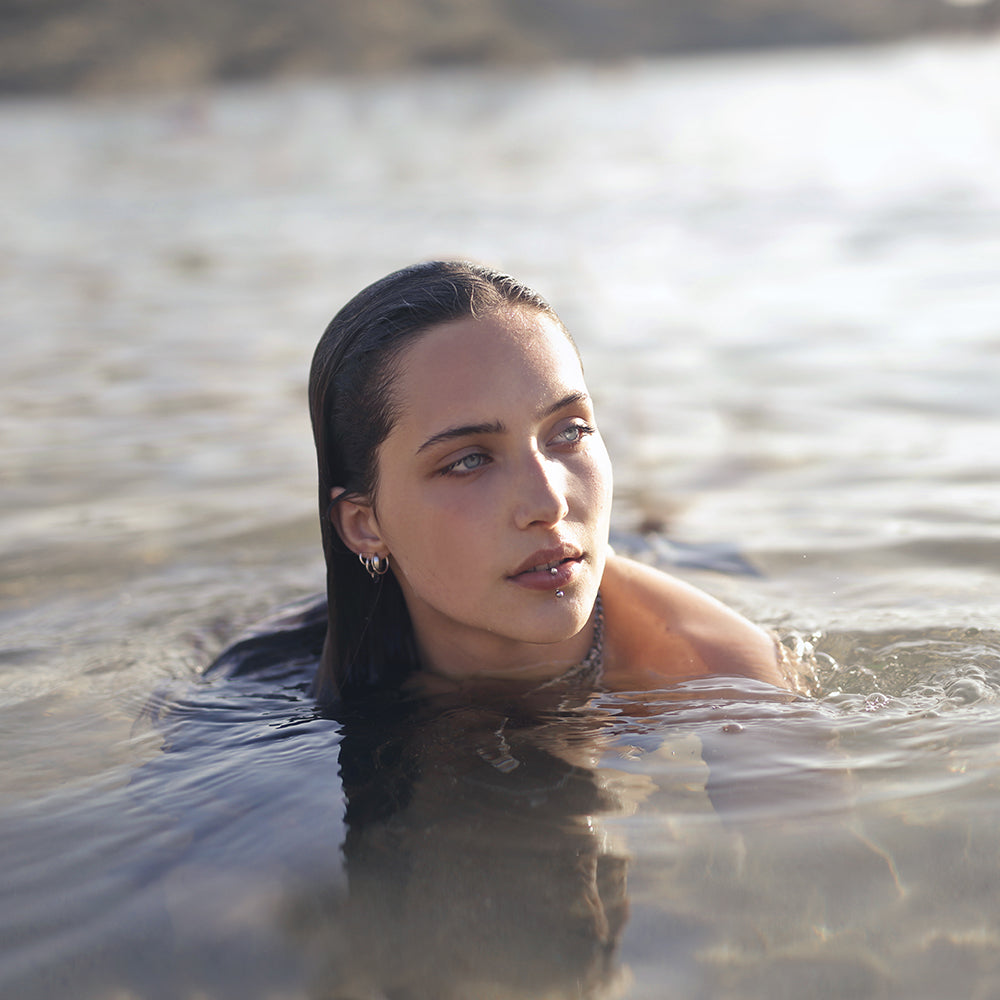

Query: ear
328,487,388,557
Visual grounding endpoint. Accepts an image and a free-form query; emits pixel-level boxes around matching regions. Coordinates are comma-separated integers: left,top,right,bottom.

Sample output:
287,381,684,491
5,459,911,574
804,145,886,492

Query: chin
545,589,597,637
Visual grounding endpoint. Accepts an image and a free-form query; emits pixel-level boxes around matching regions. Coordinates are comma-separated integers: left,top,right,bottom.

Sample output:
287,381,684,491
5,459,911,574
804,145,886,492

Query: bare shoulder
600,554,791,690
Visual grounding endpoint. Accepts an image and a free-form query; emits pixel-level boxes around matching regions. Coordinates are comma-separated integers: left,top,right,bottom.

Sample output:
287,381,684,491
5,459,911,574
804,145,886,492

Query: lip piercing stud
549,567,558,576
555,590,565,598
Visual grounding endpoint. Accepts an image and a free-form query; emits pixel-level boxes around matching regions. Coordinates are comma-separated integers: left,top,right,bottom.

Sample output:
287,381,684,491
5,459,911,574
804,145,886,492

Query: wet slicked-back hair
309,260,568,702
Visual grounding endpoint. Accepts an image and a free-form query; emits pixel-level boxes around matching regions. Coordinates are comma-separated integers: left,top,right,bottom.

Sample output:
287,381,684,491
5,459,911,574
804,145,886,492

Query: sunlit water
3,36,1000,999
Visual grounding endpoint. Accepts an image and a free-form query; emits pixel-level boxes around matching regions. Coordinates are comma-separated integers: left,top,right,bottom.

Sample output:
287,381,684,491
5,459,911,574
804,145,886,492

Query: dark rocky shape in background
1,0,997,95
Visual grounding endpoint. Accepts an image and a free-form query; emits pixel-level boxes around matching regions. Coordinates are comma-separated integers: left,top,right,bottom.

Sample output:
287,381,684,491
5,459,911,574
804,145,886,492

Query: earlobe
329,489,386,557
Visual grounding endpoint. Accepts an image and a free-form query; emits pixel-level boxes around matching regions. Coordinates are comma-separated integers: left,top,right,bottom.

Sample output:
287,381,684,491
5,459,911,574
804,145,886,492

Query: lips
509,546,583,590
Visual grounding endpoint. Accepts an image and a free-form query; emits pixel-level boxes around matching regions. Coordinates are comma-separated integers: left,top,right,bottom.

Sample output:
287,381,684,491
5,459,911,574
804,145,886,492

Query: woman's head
309,261,611,700
310,261,560,517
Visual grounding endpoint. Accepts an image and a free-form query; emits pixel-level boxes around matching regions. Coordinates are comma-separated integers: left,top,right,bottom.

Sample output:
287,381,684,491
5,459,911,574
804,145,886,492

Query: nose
513,450,570,530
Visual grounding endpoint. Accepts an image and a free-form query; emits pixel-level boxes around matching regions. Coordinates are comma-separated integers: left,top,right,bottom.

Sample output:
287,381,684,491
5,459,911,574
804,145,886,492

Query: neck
409,601,600,685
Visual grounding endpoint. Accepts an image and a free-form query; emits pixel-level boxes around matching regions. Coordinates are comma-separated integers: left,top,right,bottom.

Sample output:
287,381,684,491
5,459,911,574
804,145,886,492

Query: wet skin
333,306,788,690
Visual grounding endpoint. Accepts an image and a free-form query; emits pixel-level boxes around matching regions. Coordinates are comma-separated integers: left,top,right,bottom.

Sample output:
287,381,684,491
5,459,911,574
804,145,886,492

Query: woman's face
367,307,613,680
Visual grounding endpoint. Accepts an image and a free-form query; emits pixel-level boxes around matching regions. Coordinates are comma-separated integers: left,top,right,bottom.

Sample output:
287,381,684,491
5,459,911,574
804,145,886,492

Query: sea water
2,37,1000,998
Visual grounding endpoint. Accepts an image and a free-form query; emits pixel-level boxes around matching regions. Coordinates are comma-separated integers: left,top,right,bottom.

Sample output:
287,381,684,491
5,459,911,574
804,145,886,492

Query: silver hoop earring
359,552,390,579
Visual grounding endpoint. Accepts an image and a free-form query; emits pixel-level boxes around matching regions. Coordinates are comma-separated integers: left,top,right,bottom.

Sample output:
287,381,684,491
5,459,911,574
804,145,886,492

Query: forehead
391,309,586,430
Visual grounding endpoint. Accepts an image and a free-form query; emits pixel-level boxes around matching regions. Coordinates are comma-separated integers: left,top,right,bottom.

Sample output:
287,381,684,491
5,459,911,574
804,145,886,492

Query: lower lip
510,557,581,591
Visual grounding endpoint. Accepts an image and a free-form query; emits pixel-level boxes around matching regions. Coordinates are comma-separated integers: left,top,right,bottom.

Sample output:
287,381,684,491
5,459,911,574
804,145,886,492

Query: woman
310,260,794,703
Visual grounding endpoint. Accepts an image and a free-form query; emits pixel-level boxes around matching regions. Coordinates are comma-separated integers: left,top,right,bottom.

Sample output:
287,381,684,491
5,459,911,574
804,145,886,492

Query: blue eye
443,452,489,475
555,422,594,445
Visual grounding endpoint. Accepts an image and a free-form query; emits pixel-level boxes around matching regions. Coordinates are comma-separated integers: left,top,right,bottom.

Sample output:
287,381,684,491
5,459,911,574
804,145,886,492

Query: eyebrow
415,391,590,455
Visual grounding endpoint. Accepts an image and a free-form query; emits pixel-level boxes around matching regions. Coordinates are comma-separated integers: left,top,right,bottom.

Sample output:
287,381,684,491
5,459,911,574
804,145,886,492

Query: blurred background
2,0,998,94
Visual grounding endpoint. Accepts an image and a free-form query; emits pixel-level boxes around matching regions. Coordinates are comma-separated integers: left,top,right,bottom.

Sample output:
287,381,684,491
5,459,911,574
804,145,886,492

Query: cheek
379,488,490,574
580,442,614,513
387,506,495,606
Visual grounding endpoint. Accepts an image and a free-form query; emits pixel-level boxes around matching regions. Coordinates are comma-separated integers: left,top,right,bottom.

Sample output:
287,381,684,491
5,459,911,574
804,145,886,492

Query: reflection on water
5,622,1000,997
3,620,1000,997
298,697,634,1000
3,34,1000,999
2,662,639,999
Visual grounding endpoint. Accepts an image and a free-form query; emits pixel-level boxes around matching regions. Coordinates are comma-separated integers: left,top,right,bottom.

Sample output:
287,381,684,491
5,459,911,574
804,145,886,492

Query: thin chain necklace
474,594,605,773
536,592,604,691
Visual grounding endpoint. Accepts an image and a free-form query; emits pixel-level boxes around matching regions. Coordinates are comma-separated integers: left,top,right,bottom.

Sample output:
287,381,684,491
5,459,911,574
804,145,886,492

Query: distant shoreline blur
2,0,998,96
